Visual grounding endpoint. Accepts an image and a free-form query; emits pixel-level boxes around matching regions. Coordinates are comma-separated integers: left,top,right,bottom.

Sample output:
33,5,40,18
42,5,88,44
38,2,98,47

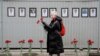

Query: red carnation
28,39,33,43
87,39,94,45
71,38,78,45
37,17,44,24
19,40,25,43
39,39,44,43
37,20,40,24
5,40,11,44
40,17,44,22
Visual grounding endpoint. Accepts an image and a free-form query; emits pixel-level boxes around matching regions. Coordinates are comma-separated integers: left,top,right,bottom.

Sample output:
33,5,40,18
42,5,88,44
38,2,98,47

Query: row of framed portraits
7,7,97,18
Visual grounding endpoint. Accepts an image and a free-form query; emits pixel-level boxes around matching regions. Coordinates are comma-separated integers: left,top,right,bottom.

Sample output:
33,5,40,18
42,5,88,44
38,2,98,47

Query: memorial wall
0,0,100,48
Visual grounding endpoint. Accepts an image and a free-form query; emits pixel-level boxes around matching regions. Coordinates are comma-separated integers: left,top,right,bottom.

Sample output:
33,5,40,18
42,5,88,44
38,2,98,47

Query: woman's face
51,15,56,20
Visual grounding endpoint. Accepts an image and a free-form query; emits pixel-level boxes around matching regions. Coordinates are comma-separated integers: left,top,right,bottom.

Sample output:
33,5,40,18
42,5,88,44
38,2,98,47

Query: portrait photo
41,8,48,17
29,8,37,17
61,8,68,17
72,8,79,17
81,8,88,17
7,7,15,17
18,7,26,17
89,8,97,17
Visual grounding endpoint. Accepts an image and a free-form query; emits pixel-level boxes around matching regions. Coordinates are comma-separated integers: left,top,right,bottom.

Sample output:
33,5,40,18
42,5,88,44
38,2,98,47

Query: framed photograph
89,8,97,17
61,8,68,17
7,7,15,17
81,8,88,17
72,8,79,17
29,8,37,17
18,7,26,17
41,8,48,17
49,8,57,17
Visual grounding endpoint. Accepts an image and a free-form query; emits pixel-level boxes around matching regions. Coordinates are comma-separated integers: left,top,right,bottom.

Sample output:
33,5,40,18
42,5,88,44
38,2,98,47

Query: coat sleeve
42,21,60,31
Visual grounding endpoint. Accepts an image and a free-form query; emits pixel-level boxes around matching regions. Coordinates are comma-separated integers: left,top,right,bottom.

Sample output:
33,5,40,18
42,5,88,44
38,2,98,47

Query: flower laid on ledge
87,39,94,46
28,39,33,56
71,38,78,52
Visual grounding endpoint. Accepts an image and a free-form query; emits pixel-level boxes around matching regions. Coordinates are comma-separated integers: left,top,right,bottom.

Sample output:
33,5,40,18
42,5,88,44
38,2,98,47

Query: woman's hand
36,17,44,24
40,17,44,22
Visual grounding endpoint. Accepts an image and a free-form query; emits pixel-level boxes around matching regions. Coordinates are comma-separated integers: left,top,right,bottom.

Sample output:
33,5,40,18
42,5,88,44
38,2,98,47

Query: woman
41,11,64,56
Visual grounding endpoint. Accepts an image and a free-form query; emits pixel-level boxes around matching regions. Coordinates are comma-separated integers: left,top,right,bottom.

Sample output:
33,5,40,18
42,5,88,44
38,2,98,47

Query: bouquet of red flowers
5,40,11,51
39,39,44,43
71,38,78,52
37,17,44,24
28,39,33,56
5,40,11,44
71,38,78,45
18,40,25,56
28,39,33,43
39,39,44,53
87,39,94,46
87,39,94,56
5,40,11,56
19,40,25,44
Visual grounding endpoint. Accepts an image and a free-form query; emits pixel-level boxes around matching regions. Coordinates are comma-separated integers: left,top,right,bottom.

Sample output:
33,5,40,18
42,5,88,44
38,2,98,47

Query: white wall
0,1,2,48
3,0,98,2
98,0,100,49
0,0,99,48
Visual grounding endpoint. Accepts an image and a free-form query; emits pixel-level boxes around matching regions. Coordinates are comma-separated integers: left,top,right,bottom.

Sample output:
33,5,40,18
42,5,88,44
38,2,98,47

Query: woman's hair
51,11,58,16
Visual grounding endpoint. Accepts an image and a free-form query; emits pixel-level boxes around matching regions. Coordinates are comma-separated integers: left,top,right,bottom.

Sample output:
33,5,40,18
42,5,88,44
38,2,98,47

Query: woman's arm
42,21,59,31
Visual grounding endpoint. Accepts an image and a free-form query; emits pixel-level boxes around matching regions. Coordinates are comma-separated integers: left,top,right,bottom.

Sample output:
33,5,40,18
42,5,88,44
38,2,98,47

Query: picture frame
61,8,69,17
81,8,89,17
41,8,48,17
72,8,80,17
89,8,97,17
49,8,57,17
29,8,37,17
18,7,26,17
7,7,15,17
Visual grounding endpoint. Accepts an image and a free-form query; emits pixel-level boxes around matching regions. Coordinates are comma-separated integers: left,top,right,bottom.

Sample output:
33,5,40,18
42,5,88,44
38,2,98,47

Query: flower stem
87,45,91,56
29,43,32,56
40,43,43,53
74,44,77,52
6,43,9,56
20,43,23,56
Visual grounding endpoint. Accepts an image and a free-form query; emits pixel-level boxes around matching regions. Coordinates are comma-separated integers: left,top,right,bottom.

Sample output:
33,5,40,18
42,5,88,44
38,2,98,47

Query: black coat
42,16,64,54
